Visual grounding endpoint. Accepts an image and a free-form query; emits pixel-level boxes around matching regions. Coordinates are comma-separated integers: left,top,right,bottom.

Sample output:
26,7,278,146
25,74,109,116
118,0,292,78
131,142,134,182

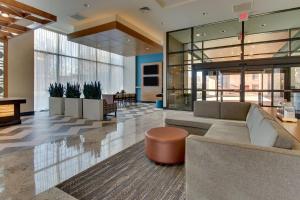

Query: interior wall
136,53,163,102
8,31,34,113
123,56,136,93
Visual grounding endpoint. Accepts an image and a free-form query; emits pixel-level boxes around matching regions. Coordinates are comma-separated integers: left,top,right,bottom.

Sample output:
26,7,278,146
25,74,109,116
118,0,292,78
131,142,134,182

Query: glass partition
167,8,300,110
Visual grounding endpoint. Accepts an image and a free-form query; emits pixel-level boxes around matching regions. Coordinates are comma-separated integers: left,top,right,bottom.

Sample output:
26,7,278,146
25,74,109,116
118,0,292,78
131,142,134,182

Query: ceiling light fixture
196,32,206,37
202,12,208,16
1,13,9,18
139,7,151,13
83,3,90,8
261,24,267,27
145,47,150,50
221,30,226,33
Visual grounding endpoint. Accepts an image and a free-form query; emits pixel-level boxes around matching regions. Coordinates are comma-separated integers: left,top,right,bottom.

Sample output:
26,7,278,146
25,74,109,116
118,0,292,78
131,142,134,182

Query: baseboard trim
21,111,35,116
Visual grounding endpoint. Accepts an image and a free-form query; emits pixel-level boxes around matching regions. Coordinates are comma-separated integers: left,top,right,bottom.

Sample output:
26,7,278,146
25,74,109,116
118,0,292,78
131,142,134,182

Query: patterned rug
57,141,185,200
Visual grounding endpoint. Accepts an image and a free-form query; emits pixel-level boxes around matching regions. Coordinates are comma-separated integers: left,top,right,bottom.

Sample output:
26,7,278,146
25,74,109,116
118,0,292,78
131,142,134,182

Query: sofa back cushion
220,102,251,121
270,120,295,149
194,101,220,119
246,105,263,131
250,119,278,147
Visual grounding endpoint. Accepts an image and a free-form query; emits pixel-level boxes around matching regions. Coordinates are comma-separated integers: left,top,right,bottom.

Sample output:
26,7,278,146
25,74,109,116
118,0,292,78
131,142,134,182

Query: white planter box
49,97,64,116
83,99,104,121
65,98,83,118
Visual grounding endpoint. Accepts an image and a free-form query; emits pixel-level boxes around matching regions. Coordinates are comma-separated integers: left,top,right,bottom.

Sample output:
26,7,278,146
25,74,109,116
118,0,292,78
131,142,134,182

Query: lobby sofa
165,101,300,200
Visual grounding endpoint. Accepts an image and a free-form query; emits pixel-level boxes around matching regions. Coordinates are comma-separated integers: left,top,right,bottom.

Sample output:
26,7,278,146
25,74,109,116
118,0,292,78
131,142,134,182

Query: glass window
203,46,241,62
59,34,78,57
245,31,289,43
291,66,300,89
168,52,191,66
168,29,192,52
34,29,58,53
244,41,287,59
167,67,183,90
245,9,300,35
34,28,125,111
194,20,241,43
111,53,124,66
204,37,240,49
79,45,96,61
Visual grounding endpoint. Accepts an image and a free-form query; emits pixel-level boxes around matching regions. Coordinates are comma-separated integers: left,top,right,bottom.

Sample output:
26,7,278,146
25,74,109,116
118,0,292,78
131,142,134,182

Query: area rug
57,141,185,200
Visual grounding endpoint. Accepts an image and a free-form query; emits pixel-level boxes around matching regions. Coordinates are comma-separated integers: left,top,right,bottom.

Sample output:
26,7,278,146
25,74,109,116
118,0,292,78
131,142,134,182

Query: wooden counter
0,98,26,127
263,107,300,143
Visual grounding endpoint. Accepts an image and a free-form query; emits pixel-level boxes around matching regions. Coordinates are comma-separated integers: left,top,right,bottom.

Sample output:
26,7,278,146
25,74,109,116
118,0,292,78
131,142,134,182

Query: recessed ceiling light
261,24,267,27
221,30,226,33
196,32,206,37
145,47,150,50
1,13,9,18
202,12,208,16
83,3,90,8
139,7,151,13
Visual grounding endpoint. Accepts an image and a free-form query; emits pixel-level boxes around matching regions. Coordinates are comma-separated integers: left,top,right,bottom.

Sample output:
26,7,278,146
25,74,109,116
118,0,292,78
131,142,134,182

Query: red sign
239,12,249,22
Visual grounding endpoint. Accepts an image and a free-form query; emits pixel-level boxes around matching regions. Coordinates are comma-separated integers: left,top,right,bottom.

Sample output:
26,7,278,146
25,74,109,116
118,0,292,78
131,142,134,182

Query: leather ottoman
145,127,188,164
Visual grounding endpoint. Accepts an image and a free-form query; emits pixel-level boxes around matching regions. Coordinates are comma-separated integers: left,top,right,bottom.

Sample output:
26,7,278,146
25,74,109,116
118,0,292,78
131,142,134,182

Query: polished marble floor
0,109,168,200
0,103,160,154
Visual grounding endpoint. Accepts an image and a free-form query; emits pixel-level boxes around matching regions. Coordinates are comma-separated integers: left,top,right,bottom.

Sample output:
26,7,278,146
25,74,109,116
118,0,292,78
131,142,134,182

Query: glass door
244,68,272,106
194,68,242,102
218,69,241,102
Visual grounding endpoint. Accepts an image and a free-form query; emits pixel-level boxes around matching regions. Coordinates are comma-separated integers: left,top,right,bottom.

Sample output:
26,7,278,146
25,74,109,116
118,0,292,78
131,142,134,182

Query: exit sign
239,12,249,22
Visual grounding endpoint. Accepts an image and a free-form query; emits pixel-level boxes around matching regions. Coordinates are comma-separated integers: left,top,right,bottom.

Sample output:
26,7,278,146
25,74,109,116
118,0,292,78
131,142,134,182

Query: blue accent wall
136,53,163,102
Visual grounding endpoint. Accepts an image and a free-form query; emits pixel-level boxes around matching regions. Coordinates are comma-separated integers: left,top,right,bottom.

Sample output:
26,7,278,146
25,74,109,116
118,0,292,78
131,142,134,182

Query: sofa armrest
186,135,300,200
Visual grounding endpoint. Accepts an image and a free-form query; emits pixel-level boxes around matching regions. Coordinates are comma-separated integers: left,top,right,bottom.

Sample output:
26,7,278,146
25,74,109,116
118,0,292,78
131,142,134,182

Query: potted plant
183,93,192,105
65,82,83,118
48,83,64,116
83,81,104,121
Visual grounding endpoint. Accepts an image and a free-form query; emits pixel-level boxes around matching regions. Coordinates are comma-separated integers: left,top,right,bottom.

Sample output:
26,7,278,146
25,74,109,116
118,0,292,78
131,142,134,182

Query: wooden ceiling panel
0,0,56,41
68,21,162,56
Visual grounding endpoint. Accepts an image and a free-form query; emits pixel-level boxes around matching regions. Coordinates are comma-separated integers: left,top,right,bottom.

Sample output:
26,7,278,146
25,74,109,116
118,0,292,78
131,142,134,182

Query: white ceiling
17,0,300,44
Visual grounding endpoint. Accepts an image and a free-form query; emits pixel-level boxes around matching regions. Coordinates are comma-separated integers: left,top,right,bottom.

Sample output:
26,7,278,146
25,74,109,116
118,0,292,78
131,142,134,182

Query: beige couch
165,101,300,200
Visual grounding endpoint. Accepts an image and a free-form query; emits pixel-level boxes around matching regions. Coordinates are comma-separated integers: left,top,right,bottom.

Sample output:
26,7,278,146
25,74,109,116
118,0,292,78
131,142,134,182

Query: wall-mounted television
144,65,159,75
144,77,159,86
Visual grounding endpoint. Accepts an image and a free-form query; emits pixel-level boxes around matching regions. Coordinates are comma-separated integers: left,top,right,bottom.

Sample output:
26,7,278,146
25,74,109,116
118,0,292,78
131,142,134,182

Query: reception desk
0,98,26,127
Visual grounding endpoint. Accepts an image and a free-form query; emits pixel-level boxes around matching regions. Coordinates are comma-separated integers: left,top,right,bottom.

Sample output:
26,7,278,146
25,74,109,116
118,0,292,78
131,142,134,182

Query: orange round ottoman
145,127,188,164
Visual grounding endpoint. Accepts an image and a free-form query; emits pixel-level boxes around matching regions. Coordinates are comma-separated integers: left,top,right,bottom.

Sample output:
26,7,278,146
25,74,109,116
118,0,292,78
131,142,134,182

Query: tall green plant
65,83,81,98
48,83,64,97
83,81,102,100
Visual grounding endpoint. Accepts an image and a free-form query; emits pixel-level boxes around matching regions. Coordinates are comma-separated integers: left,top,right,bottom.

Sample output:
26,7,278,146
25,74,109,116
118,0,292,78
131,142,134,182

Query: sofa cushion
250,119,278,147
205,123,250,144
220,102,251,121
194,101,220,119
214,120,247,127
246,106,264,131
270,121,295,149
165,118,212,130
246,104,258,123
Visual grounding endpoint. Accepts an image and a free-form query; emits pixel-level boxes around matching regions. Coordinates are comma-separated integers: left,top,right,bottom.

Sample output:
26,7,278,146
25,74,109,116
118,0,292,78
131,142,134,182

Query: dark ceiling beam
0,0,57,22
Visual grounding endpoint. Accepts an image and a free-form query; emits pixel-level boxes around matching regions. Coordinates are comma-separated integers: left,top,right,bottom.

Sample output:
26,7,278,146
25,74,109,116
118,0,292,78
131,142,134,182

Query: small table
145,127,188,164
263,107,300,143
0,98,26,127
